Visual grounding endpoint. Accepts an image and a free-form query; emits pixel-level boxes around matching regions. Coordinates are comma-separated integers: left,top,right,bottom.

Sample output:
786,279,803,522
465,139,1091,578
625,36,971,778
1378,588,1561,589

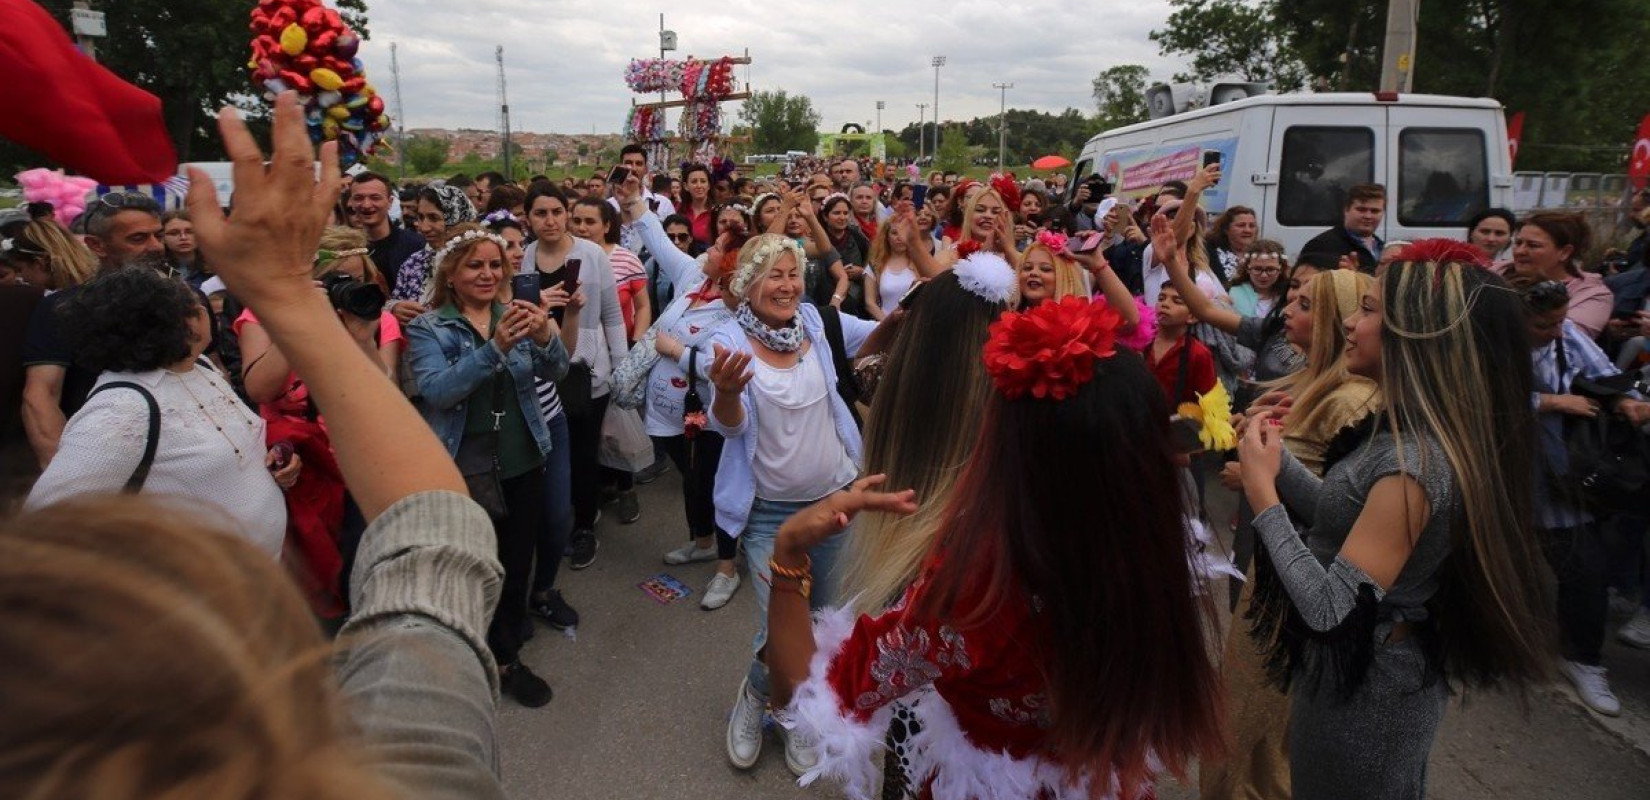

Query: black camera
321,271,386,319
1082,175,1113,203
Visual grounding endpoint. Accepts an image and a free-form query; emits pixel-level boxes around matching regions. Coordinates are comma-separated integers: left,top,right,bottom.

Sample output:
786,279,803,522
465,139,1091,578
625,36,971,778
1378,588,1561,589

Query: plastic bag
599,405,654,473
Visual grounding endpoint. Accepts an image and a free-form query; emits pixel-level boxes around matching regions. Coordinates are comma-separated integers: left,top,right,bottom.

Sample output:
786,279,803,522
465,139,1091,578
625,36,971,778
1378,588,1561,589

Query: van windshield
1398,129,1488,226
1277,127,1374,227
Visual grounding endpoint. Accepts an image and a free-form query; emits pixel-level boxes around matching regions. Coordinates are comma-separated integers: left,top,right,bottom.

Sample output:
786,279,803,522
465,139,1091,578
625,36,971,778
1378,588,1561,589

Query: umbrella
1032,155,1071,170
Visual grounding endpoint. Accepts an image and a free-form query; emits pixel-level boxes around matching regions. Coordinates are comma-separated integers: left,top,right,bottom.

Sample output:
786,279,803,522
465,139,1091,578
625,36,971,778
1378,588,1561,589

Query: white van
1071,92,1513,258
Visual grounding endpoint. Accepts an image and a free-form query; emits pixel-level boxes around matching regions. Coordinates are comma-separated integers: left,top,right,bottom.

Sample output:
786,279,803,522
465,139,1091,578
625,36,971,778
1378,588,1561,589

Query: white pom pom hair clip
953,249,1017,305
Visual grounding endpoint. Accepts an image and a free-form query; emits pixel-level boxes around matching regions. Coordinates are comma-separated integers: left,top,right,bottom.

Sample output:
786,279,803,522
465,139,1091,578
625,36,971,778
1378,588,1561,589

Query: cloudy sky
354,0,1188,135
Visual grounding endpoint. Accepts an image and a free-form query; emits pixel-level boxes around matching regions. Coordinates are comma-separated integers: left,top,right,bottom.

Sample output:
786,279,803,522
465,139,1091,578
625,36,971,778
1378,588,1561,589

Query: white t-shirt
748,350,858,502
877,261,919,309
27,366,287,557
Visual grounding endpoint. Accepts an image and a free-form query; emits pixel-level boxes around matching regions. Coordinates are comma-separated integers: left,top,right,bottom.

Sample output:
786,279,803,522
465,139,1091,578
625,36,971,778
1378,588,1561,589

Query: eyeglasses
1248,267,1281,275
667,232,692,243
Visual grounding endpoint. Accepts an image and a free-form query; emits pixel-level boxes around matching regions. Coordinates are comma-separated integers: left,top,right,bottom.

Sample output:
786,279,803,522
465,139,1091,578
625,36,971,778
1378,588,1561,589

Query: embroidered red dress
787,570,1152,800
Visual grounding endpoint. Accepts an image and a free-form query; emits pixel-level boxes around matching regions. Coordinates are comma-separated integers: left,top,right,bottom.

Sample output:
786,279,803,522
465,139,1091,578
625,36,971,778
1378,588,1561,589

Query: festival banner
1100,136,1239,210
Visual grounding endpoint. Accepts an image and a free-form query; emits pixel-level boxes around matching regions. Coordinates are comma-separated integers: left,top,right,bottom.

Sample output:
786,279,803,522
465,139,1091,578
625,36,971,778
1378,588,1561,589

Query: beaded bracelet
768,555,813,600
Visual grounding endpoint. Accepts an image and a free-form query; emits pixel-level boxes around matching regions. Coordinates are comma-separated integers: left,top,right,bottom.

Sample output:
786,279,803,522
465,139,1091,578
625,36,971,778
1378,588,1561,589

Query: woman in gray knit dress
1237,241,1556,800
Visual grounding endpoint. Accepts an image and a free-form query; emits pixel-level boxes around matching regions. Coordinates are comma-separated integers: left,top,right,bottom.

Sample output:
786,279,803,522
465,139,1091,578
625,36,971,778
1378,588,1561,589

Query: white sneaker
701,572,741,610
664,542,718,565
1560,660,1622,717
726,677,765,769
771,706,819,777
1619,608,1650,649
1608,589,1638,620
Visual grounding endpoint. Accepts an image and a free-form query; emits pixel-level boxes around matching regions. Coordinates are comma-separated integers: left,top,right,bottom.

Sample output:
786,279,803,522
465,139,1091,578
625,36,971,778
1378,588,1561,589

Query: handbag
613,292,719,410
1558,339,1650,514
599,405,655,472
455,373,510,519
557,361,594,419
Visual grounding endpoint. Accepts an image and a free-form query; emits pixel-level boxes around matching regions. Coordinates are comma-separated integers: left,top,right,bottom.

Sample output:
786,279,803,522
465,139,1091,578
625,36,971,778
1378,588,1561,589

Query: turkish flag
0,0,177,184
1631,112,1650,190
1506,111,1525,167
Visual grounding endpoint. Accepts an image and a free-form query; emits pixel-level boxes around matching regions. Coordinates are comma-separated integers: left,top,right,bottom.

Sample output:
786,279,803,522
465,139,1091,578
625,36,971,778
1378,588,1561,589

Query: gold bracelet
769,554,812,582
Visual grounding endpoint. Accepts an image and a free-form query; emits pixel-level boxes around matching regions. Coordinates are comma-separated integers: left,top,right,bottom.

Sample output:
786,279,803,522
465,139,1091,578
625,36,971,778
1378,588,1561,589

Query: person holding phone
523,183,630,568
405,222,571,708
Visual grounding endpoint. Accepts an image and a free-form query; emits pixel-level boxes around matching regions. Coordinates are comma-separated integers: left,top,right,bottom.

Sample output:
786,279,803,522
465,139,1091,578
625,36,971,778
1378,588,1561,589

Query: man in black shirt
1300,183,1386,273
349,171,423,288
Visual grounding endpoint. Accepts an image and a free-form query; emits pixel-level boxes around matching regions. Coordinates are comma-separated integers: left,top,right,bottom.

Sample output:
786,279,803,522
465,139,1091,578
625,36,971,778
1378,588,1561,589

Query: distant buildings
405,128,622,168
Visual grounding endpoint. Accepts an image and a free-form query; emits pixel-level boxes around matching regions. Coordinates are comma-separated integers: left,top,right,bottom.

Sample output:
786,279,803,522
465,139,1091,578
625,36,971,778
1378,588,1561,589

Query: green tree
1091,65,1152,131
934,126,972,173
32,1,371,164
1150,0,1308,91
738,90,823,153
403,135,451,175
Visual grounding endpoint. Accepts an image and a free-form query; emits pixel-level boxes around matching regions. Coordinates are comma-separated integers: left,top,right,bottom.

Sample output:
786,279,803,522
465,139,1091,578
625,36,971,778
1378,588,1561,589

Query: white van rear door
1386,105,1497,244
1264,105,1386,256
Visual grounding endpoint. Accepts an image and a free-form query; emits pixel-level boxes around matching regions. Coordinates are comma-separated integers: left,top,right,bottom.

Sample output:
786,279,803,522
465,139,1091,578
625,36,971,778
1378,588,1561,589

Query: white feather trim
785,605,891,800
954,251,1017,305
1186,516,1244,591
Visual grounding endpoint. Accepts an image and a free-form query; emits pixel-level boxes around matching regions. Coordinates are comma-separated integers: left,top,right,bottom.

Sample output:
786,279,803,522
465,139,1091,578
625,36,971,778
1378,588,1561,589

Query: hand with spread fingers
707,344,754,396
776,474,919,559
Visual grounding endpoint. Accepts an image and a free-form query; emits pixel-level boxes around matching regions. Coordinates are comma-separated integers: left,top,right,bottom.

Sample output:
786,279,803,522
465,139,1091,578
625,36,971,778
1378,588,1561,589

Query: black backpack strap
818,306,863,425
87,381,160,492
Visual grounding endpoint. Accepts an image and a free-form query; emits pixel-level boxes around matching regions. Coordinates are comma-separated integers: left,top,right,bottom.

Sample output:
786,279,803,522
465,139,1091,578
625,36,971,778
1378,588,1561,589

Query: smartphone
1169,416,1205,454
897,280,926,310
910,183,928,208
1202,150,1222,185
562,258,582,294
607,164,631,185
511,273,540,304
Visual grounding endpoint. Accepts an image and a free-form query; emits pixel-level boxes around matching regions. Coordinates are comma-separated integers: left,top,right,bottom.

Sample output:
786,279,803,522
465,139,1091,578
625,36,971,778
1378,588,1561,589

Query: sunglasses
667,232,692,242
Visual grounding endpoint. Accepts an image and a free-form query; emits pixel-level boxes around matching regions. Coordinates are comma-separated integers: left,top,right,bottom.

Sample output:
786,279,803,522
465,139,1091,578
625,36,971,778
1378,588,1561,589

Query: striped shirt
535,377,564,424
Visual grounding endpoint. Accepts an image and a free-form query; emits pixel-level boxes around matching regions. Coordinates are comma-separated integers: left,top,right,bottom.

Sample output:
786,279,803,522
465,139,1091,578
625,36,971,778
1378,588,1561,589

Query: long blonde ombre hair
1279,269,1378,442
0,496,398,799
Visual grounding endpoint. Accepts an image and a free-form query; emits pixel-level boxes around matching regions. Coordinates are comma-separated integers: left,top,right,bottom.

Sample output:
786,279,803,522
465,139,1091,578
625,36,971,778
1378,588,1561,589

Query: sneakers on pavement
1559,660,1621,716
663,542,719,565
1620,608,1650,649
701,572,741,610
569,529,599,570
530,589,580,630
635,458,671,484
501,662,553,708
616,490,641,524
770,706,819,777
726,677,766,769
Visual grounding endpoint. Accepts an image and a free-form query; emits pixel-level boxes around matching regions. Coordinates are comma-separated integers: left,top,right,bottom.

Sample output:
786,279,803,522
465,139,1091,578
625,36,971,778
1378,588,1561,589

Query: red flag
1506,111,1525,168
1631,112,1650,190
0,0,176,184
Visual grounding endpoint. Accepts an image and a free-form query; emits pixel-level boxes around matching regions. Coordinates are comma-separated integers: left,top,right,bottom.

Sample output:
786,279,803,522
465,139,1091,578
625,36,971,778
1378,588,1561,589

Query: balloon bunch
246,0,388,167
625,59,683,94
15,168,98,227
626,107,666,143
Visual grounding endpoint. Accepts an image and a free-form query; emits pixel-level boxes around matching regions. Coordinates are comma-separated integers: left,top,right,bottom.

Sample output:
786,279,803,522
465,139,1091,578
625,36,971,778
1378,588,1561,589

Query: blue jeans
532,412,573,595
740,495,851,700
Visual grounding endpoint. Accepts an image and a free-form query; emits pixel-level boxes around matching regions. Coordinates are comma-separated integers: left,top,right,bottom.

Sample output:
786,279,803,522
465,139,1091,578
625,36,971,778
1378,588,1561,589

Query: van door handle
1252,172,1278,186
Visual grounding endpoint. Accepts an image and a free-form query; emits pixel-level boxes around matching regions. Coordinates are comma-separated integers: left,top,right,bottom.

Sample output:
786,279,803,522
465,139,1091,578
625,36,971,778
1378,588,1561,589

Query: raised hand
776,474,919,557
707,343,754,396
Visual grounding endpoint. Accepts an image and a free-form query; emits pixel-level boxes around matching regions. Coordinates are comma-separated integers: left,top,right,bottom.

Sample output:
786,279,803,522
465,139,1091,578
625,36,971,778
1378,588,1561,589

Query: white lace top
26,365,287,557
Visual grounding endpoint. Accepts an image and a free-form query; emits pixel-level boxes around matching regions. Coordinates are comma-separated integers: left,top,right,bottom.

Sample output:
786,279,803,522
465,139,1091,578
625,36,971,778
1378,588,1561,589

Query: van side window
1399,129,1489,226
1277,127,1374,227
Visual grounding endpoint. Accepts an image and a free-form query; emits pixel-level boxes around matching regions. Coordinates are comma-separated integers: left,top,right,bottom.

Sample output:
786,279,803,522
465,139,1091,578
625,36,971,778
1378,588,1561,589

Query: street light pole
875,100,884,134
993,82,1014,169
931,56,946,161
916,103,928,163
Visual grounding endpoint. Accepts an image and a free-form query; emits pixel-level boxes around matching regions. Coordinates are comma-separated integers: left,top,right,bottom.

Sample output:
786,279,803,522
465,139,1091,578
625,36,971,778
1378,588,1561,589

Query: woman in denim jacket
405,223,571,709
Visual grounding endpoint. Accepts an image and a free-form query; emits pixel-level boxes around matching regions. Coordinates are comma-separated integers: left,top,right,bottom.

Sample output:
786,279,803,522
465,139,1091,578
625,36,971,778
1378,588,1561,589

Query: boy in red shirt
1143,285,1216,405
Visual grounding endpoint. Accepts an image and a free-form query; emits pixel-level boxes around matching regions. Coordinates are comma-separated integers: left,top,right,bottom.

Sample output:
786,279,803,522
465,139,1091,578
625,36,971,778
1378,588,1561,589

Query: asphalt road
496,472,1650,800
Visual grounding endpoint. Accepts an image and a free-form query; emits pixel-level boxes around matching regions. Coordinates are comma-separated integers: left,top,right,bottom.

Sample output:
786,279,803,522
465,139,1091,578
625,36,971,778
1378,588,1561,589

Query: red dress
788,570,1153,800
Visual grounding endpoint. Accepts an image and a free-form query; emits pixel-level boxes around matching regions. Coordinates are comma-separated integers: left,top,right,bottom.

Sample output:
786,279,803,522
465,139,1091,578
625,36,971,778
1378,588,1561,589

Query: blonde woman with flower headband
699,233,881,777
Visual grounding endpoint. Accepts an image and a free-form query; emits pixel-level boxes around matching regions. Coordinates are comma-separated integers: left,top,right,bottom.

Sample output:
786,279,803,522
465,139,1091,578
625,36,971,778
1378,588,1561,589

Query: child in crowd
1143,284,1216,406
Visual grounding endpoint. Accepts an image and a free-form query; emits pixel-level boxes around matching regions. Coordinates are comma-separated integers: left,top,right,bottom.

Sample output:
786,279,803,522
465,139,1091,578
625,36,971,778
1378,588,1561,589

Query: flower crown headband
983,296,1121,400
952,240,1016,305
432,228,510,269
482,208,520,227
729,235,808,298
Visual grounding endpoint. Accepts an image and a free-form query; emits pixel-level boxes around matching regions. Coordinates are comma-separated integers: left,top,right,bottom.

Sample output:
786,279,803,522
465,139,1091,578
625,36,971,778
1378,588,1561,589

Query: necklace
171,369,257,461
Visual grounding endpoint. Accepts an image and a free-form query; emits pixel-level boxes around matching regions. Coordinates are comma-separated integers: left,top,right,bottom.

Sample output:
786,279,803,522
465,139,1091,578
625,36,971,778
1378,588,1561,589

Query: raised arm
185,94,464,520
1152,215,1242,334
1072,248,1139,331
619,178,705,292
1174,163,1219,249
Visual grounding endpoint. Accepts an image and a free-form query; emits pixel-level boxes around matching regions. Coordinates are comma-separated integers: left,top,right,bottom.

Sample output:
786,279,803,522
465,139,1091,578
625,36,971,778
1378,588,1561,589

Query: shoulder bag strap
88,381,160,492
1555,335,1569,392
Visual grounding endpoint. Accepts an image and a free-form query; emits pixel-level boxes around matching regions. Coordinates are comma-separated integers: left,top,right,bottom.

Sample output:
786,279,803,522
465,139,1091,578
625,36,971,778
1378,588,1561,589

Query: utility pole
931,56,946,161
993,82,1014,169
916,103,928,163
875,100,884,134
390,42,407,182
496,46,512,179
70,1,106,61
1378,0,1419,92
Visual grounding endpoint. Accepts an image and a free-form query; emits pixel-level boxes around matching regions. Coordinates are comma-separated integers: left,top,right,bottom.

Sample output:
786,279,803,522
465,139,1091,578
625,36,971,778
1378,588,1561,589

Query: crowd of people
5,90,1650,800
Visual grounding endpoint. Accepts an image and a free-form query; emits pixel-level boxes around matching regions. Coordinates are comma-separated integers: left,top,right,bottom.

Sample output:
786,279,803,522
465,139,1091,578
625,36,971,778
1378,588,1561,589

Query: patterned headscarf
427,183,478,226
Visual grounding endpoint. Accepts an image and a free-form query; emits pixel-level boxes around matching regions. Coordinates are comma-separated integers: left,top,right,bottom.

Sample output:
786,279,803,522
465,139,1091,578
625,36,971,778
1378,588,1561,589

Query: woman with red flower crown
764,296,1225,800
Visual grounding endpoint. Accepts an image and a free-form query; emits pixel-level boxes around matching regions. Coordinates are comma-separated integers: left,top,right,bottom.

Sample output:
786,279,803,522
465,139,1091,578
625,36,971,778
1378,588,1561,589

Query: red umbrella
1032,155,1071,170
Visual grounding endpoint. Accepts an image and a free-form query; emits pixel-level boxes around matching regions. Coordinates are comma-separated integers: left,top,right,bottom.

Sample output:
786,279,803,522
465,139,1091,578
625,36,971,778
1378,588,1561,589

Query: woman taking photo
389,183,478,322
1237,240,1554,799
619,179,743,608
701,234,878,777
405,222,572,708
682,163,715,247
764,296,1223,800
1228,239,1289,318
522,183,630,568
1505,211,1613,338
27,268,298,557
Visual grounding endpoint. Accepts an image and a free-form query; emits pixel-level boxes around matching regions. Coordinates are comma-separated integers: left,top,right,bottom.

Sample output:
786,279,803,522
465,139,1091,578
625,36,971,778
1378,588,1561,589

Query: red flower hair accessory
955,239,982,260
1389,238,1491,269
983,296,1121,400
1034,229,1069,253
990,172,1021,214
